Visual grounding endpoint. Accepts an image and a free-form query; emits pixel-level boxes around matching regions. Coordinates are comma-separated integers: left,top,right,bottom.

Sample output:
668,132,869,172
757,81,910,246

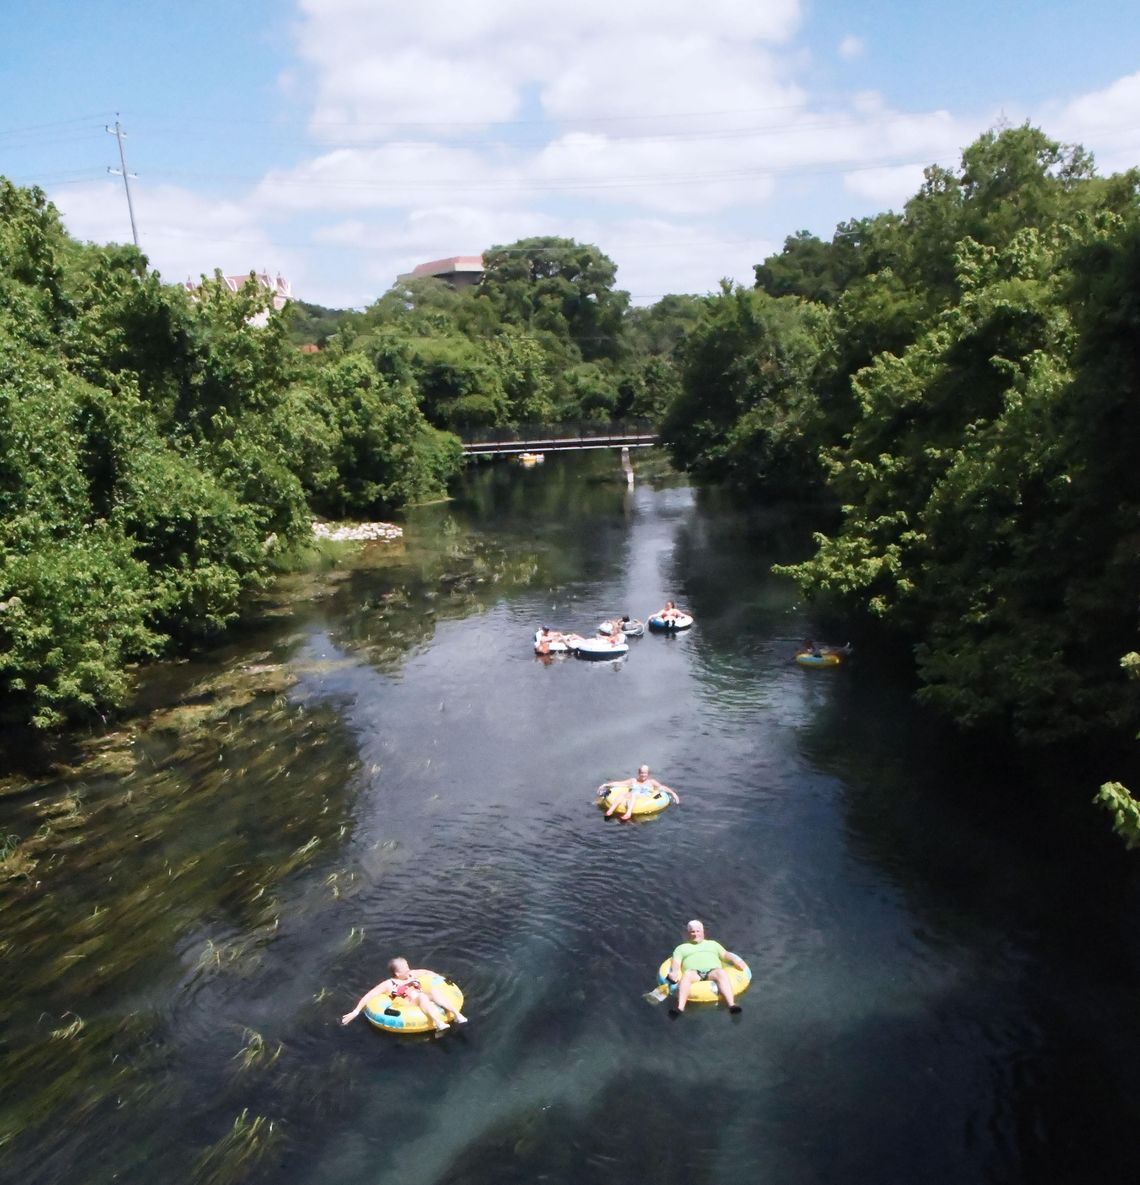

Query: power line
0,113,106,140
126,98,838,132
135,224,776,253
116,149,946,191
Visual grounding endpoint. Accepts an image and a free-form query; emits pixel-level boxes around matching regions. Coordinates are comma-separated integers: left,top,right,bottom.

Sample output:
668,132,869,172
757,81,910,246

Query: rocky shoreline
310,520,403,543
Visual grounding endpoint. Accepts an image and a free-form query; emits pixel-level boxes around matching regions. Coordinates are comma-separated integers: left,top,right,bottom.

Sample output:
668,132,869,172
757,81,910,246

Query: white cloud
312,218,371,244
1046,69,1140,174
51,179,305,291
601,218,778,301
842,162,928,207
838,34,865,60
293,0,806,136
531,131,778,216
254,143,516,213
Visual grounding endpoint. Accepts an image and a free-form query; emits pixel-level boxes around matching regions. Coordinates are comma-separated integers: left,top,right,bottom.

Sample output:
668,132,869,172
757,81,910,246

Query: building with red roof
399,255,485,289
183,271,292,327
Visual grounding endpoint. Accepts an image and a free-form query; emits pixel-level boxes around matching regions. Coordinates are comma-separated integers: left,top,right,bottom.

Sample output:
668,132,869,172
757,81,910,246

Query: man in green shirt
667,919,746,1015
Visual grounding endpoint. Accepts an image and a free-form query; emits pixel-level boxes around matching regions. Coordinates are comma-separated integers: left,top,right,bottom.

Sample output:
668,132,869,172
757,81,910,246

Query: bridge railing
459,419,657,446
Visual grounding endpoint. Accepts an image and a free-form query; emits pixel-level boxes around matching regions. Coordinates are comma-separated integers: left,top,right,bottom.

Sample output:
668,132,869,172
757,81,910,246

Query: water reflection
3,451,1140,1185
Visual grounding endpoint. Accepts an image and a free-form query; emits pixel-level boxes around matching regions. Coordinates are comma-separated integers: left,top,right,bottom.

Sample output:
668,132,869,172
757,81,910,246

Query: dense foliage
8,119,1140,811
0,180,460,730
285,298,344,348
1,191,699,732
658,126,1140,814
331,237,686,431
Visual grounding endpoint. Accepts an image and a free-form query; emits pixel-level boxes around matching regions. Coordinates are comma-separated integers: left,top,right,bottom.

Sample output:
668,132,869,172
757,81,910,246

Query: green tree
0,175,468,729
478,236,630,364
310,354,461,515
663,285,829,495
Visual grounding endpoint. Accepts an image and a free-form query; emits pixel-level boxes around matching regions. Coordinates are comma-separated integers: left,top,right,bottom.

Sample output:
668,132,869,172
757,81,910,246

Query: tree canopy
0,180,461,730
667,124,1140,782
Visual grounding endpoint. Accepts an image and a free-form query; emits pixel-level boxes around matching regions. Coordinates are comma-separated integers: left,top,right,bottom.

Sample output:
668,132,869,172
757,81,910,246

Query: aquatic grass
195,937,256,972
41,790,85,821
192,1110,284,1185
261,834,322,882
0,836,35,882
49,1013,85,1041
193,935,265,978
232,1028,284,1072
344,926,365,949
70,729,139,778
0,1010,172,1174
1,666,362,1173
196,939,225,971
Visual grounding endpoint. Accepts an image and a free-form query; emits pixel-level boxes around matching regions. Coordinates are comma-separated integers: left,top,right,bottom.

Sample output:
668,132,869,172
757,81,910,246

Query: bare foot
453,1013,468,1024
434,1021,451,1031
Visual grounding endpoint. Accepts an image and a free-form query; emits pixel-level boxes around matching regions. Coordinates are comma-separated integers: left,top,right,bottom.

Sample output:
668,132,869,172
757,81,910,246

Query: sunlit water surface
3,453,1140,1185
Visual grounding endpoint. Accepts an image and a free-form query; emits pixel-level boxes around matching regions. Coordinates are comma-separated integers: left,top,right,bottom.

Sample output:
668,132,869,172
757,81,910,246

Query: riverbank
0,520,407,800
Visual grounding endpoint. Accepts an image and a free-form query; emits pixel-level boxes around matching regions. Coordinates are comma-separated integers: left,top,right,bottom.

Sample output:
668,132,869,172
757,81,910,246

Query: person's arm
723,950,746,971
659,782,680,804
342,979,389,1025
667,954,682,983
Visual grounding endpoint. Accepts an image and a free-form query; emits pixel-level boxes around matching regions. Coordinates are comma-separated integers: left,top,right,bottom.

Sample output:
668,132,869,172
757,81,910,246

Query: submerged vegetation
0,504,595,1180
192,1110,284,1185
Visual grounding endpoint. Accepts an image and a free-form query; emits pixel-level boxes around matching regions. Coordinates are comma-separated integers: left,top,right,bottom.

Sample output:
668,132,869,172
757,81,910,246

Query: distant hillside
286,299,347,348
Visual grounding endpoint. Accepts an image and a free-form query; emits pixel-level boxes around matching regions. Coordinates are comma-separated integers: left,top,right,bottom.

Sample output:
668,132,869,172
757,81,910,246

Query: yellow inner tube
656,957,752,1003
363,971,464,1034
596,785,672,817
795,651,843,667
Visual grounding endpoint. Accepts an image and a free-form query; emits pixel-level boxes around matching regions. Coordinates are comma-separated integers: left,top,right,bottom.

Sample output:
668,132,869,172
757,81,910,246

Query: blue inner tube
648,613,693,631
574,637,629,659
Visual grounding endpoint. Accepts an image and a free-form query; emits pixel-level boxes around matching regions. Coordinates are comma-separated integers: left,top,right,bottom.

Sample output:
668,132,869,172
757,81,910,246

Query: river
3,451,1140,1185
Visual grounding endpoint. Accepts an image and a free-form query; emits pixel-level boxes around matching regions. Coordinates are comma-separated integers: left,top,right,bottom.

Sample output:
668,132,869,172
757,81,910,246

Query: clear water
3,452,1140,1185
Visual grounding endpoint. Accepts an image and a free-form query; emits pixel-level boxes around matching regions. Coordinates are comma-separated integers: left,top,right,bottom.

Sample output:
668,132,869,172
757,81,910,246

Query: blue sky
2,0,1138,308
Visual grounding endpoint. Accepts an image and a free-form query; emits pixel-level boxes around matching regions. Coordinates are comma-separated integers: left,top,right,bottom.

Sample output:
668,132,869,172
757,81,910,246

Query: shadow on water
3,451,1140,1185
787,671,1140,1184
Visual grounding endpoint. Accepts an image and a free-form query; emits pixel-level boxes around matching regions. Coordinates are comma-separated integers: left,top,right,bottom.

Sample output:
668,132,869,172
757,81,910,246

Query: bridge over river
460,421,658,457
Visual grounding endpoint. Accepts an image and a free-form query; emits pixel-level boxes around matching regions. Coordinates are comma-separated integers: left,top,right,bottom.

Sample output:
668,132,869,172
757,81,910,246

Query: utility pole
106,117,139,249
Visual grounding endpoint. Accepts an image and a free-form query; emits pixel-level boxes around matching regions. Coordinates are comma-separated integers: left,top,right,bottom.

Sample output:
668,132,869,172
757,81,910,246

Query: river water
3,451,1140,1185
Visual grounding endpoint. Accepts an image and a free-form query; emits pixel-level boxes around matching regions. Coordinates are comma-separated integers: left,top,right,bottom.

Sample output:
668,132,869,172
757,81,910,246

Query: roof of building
409,255,485,277
184,272,292,299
